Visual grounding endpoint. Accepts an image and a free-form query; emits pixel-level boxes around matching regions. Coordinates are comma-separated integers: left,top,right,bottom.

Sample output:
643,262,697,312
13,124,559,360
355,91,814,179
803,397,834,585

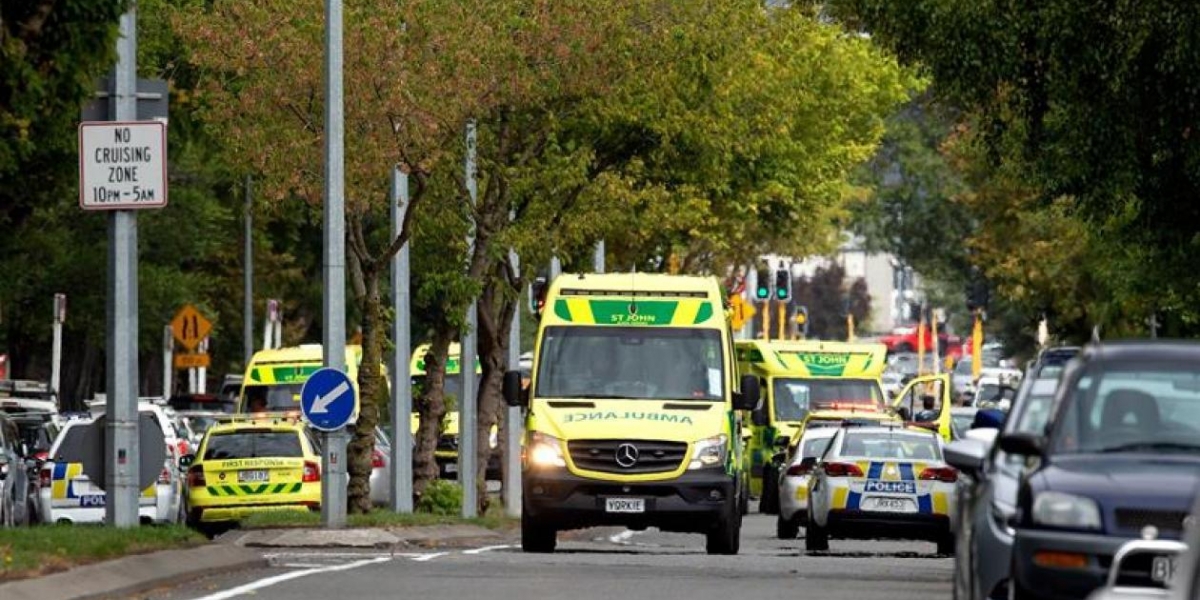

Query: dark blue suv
1001,341,1200,600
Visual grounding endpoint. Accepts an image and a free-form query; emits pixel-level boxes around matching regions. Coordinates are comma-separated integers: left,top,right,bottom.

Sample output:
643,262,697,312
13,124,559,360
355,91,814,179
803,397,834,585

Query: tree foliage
831,0,1200,337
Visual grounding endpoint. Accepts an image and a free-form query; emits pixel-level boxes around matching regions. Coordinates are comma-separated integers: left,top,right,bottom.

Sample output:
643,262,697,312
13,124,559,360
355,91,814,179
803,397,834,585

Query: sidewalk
0,524,507,600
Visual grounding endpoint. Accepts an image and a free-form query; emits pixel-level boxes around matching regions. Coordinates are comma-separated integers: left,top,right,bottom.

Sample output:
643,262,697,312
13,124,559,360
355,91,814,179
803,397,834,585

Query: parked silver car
0,413,32,526
775,427,837,538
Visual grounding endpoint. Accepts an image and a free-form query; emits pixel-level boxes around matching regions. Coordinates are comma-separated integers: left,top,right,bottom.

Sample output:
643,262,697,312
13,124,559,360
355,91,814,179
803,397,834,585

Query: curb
0,544,268,600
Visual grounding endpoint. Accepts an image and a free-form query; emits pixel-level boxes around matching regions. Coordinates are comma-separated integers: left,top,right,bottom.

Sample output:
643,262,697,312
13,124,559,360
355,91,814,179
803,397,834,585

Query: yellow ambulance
236,344,373,417
736,340,899,511
504,273,760,555
408,343,496,480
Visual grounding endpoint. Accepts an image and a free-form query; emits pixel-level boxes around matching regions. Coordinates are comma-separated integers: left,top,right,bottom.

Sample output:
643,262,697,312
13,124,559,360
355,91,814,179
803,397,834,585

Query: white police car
806,425,958,554
37,415,180,524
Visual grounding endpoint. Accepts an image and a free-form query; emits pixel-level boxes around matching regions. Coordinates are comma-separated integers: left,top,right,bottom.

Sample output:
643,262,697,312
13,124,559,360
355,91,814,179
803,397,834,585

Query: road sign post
321,0,348,531
301,368,357,528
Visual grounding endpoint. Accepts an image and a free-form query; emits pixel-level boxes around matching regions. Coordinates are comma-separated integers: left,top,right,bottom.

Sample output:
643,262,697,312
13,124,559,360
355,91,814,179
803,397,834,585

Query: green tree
830,0,1200,335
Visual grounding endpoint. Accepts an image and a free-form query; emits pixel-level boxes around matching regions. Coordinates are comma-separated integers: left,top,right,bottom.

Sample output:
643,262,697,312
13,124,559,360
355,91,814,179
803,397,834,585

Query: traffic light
794,305,809,337
529,274,549,316
965,266,991,311
774,269,791,301
754,264,772,301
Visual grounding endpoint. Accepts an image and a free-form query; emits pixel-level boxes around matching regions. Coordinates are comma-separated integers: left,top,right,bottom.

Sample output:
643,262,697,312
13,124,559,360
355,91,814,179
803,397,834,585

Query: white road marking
278,563,326,569
263,551,421,559
462,544,513,555
188,557,390,600
411,552,449,562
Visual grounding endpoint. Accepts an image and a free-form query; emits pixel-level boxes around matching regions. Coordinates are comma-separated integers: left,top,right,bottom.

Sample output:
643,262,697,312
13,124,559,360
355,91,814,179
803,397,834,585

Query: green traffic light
756,288,769,299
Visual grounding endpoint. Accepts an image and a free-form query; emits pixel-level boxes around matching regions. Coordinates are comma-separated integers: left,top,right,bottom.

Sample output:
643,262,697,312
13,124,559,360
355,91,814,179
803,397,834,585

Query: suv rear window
204,430,303,460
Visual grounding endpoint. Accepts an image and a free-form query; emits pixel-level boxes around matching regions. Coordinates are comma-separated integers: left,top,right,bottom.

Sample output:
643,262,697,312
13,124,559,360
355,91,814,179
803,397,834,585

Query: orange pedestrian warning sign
171,304,212,351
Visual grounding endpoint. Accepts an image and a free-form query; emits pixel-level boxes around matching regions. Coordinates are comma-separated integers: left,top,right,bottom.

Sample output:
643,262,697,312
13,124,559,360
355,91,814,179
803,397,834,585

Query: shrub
417,479,462,515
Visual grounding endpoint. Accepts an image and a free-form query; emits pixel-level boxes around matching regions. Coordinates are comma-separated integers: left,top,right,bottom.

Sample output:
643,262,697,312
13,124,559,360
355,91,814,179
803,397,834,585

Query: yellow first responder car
180,418,322,535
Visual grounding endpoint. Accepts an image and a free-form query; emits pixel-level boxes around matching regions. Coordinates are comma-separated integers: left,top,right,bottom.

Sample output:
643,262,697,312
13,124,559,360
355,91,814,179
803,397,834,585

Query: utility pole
389,167,413,513
505,247,522,518
243,176,254,368
320,0,348,529
593,241,605,273
106,6,140,528
460,121,479,518
162,326,173,398
51,294,65,403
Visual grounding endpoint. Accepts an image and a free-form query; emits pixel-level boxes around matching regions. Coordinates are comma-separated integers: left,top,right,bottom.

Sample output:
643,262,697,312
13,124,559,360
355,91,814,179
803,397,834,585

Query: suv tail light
823,462,865,478
371,449,385,469
919,466,958,483
39,466,52,488
303,461,321,483
187,465,206,487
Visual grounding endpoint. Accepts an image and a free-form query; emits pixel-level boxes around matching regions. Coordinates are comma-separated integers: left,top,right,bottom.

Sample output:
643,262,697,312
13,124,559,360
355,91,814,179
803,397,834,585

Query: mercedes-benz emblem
615,443,640,468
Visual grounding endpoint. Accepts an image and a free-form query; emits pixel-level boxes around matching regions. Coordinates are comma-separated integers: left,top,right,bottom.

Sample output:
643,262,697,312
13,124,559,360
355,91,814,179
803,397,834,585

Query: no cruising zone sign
79,121,168,210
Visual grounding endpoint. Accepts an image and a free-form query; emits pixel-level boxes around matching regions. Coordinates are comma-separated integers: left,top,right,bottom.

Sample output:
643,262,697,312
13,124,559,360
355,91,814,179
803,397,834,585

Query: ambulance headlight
527,432,566,468
689,434,728,470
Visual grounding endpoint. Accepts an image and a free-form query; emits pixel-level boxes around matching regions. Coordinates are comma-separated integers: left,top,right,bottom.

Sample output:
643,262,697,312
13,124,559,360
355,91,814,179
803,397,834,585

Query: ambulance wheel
521,513,556,553
759,470,779,514
739,477,750,516
776,514,800,539
936,533,956,556
705,507,741,555
804,520,828,552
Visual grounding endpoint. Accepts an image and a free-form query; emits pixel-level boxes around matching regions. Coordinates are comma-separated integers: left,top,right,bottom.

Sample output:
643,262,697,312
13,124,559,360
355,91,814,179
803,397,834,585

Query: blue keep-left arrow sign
300,368,357,431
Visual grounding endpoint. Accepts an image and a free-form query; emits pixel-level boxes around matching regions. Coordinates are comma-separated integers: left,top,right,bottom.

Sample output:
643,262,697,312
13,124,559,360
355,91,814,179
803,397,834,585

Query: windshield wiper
1098,442,1200,454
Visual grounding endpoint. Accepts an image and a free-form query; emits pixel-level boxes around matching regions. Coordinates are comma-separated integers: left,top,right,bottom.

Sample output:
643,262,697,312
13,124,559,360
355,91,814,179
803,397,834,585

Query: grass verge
0,525,203,583
239,507,516,531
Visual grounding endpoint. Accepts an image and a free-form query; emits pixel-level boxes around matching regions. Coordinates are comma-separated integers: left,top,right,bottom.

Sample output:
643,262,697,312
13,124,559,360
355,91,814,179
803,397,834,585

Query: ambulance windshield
535,326,724,400
773,378,885,421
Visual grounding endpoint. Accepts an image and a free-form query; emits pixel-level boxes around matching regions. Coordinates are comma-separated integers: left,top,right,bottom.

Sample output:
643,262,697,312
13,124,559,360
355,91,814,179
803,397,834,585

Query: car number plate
238,470,269,483
863,496,915,513
444,463,458,474
605,498,645,513
1151,555,1176,584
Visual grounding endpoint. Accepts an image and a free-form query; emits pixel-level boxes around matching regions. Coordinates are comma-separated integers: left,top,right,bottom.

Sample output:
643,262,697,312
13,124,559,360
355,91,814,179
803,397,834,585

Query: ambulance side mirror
503,370,526,408
734,375,760,411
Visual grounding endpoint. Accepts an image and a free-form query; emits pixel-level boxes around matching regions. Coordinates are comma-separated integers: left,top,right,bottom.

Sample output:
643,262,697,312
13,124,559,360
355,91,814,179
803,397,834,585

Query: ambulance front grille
567,440,688,474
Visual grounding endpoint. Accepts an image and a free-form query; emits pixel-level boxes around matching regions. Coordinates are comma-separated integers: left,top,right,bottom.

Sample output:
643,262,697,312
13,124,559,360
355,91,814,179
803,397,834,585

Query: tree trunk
474,261,518,515
348,266,385,513
414,325,453,498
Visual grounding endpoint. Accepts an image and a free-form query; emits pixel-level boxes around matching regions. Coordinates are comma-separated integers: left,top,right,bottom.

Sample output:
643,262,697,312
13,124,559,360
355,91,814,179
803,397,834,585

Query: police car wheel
521,513,556,553
775,514,800,539
804,521,828,552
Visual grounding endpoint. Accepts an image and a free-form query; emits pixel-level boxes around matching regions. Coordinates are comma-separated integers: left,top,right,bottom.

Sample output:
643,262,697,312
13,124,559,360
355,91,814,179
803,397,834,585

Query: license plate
238,470,269,483
864,479,916,494
80,495,106,507
605,498,645,513
863,496,915,513
444,463,458,474
1152,555,1177,584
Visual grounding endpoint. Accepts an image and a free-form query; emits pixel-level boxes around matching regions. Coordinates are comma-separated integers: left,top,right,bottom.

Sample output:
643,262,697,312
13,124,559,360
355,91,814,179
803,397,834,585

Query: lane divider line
188,556,391,600
462,544,513,555
411,552,449,562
